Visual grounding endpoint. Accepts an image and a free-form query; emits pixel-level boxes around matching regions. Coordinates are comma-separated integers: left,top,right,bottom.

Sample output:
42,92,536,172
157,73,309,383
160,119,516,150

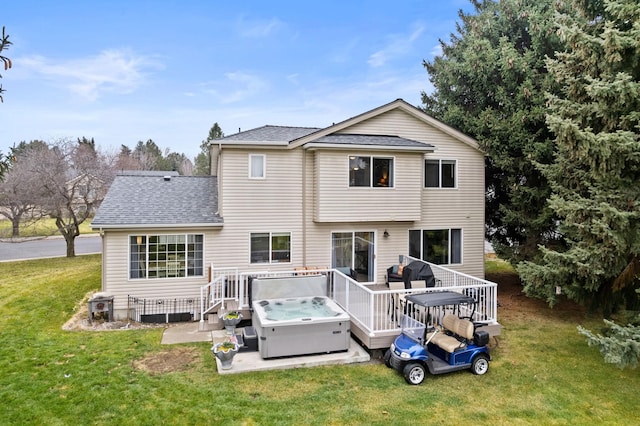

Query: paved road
0,235,102,262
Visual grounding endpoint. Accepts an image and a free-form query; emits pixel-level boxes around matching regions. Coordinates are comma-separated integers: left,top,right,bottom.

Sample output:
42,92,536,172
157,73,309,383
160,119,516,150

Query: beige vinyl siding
101,104,486,307
102,229,217,316
300,222,412,284
336,107,485,279
420,140,485,278
313,150,421,222
303,108,485,281
338,108,478,150
211,148,305,271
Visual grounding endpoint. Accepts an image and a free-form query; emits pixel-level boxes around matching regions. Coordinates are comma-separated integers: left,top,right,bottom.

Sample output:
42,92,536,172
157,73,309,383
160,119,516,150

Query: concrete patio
161,322,371,375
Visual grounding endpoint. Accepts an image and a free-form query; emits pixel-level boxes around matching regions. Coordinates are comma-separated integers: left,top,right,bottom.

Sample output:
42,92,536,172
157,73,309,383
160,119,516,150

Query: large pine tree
194,122,223,176
518,0,640,313
422,0,565,264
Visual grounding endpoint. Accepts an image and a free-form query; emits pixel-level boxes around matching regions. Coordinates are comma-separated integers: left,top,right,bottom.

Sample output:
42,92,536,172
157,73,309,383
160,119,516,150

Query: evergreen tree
578,310,640,369
422,0,565,264
518,0,640,313
77,137,96,152
0,26,12,103
132,139,166,170
0,151,9,180
194,122,223,176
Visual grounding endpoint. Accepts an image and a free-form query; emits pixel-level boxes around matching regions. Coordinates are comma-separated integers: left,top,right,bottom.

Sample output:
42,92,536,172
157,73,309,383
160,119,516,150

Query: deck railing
202,259,498,337
199,265,238,324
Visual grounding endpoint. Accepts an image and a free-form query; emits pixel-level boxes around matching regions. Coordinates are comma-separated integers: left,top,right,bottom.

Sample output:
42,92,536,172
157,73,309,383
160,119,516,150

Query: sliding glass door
331,231,375,282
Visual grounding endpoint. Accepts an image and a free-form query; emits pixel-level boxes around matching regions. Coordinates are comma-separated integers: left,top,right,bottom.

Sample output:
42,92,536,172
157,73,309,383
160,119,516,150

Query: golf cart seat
428,313,474,353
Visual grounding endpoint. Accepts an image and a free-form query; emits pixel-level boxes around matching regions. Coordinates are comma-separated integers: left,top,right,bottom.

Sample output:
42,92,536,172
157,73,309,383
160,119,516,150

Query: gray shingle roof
219,125,321,143
91,175,222,228
219,126,433,150
312,133,434,148
116,170,180,177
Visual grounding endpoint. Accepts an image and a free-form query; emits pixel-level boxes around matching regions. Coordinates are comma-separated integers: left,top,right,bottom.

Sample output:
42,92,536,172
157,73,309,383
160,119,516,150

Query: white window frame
250,232,291,264
424,158,457,189
330,230,377,283
128,233,205,280
408,228,463,265
249,154,266,179
348,155,395,188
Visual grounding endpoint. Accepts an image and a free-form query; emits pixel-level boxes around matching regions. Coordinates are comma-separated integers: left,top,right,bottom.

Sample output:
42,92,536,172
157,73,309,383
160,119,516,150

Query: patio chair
388,281,406,323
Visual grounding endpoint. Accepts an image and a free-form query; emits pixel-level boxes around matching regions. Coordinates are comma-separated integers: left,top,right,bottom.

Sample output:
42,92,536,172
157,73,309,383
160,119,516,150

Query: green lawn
0,255,638,425
0,217,95,238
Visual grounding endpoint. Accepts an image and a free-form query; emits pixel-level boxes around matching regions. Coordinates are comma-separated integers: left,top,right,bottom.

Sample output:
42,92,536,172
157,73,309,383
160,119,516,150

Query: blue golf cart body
385,290,491,385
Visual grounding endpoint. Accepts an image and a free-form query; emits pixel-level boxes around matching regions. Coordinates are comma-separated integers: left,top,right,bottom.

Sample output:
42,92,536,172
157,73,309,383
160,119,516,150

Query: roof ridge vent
163,175,171,181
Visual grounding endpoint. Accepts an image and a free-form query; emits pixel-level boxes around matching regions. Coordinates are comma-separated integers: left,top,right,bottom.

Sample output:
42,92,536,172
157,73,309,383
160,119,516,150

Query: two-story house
91,99,486,323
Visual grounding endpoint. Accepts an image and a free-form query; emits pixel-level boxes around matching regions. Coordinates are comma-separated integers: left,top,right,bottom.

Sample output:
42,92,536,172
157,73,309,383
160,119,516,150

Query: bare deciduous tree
22,140,115,256
0,152,42,237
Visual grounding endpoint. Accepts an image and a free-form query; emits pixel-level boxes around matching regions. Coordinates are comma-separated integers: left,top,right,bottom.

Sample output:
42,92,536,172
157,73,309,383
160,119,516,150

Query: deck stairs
200,299,240,331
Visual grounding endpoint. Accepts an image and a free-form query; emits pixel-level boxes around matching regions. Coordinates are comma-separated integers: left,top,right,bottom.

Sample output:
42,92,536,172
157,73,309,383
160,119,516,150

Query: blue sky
2,1,472,160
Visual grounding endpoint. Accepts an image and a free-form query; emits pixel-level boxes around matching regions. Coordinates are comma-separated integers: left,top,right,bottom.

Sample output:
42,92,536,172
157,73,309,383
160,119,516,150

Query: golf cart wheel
403,363,426,385
383,349,392,368
471,354,490,375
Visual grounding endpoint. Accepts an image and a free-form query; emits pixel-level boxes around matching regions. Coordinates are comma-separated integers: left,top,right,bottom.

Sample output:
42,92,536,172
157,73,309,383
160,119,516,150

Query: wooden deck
204,261,501,351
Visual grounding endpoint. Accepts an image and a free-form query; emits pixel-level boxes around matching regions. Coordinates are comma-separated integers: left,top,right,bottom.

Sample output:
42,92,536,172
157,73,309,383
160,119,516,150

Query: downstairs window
130,234,204,279
250,232,291,264
409,229,462,265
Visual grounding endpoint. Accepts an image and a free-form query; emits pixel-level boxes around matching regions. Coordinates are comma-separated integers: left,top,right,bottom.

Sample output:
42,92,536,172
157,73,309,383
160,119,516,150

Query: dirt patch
132,346,200,375
489,270,586,322
62,291,201,375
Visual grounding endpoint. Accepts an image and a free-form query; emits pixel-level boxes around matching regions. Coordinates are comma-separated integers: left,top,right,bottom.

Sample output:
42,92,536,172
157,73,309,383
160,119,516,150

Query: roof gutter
90,222,224,230
220,141,289,147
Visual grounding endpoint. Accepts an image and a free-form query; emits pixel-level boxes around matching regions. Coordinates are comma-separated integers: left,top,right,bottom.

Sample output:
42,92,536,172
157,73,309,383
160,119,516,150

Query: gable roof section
290,99,480,151
216,99,479,152
91,174,222,229
219,125,320,146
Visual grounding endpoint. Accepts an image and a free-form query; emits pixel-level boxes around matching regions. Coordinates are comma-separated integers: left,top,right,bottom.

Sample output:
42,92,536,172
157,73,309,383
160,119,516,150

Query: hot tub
250,276,351,359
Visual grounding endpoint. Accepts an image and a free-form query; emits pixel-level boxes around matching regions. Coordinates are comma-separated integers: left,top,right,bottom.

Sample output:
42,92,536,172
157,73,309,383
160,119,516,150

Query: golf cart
384,290,491,385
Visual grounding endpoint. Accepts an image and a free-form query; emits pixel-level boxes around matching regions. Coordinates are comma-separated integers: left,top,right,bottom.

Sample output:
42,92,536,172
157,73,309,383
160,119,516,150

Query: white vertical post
199,285,205,329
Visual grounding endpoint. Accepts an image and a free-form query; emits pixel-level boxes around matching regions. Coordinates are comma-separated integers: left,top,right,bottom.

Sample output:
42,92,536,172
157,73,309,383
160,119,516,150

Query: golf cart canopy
405,291,477,308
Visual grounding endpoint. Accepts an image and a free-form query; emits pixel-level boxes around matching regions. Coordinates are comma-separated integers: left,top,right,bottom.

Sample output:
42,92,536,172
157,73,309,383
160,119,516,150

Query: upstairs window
249,154,266,179
349,156,394,188
250,232,291,264
425,159,456,188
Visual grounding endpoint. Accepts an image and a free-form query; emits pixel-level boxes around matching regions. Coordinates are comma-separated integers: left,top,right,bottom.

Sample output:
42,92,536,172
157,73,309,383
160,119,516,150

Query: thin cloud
203,71,268,104
295,69,426,116
430,43,443,58
368,24,425,68
329,38,360,63
236,16,283,38
19,49,163,101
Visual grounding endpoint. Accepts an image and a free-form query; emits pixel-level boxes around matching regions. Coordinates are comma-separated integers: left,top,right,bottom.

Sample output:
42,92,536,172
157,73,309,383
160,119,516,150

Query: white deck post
199,284,205,330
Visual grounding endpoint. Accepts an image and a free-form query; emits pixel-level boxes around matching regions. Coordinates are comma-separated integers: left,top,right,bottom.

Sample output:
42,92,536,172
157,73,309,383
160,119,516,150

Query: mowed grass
0,217,95,238
0,255,638,425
